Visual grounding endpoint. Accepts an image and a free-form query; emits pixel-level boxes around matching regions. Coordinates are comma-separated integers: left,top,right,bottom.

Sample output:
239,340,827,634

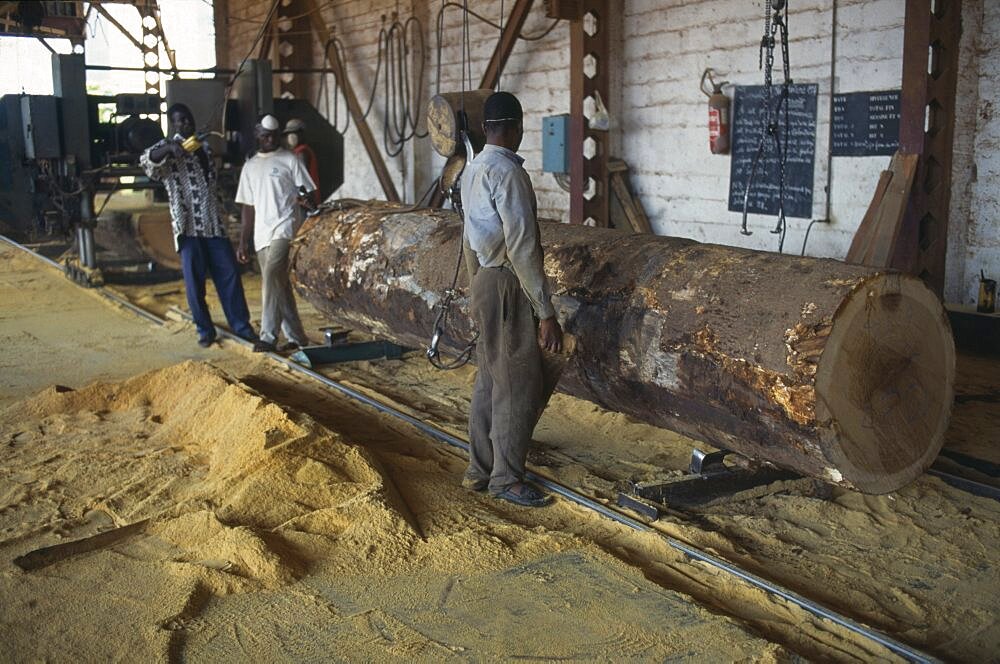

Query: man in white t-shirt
235,115,316,353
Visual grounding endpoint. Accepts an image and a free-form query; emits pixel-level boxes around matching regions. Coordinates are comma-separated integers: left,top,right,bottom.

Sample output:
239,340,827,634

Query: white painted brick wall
222,1,997,303
950,0,1000,304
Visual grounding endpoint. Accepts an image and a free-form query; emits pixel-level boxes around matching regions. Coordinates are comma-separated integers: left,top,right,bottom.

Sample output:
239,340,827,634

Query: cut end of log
133,210,179,270
815,273,956,494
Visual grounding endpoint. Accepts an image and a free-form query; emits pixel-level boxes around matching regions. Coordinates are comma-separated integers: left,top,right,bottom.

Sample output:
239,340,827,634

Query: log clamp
426,130,479,370
291,327,408,368
616,448,806,521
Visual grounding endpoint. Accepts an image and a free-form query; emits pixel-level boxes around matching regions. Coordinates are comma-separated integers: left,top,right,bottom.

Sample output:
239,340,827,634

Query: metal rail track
1,234,943,663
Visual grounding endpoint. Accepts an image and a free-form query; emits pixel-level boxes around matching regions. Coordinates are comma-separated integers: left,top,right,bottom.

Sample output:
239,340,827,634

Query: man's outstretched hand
538,316,563,354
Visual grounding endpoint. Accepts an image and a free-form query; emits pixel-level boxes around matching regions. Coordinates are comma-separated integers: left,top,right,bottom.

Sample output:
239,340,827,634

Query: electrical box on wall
542,114,569,174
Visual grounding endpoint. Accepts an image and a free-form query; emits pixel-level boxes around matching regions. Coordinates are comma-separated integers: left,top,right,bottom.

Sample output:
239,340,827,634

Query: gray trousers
468,267,547,493
257,238,308,346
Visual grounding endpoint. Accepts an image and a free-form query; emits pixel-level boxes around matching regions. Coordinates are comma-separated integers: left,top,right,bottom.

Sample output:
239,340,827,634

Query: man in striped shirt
140,103,256,347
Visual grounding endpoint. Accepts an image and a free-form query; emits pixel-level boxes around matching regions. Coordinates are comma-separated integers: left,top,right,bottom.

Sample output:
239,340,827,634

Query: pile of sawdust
0,361,799,661
1,361,424,587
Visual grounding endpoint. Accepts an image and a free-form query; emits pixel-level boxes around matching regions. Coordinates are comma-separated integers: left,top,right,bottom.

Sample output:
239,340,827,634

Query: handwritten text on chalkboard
728,83,818,219
831,89,901,156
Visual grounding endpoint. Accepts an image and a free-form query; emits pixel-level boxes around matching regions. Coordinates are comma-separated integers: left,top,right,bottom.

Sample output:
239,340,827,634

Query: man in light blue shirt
460,92,563,507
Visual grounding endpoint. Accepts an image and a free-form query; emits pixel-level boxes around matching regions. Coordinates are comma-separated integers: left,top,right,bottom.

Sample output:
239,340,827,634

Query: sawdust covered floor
3,246,997,660
0,245,841,660
116,268,1000,661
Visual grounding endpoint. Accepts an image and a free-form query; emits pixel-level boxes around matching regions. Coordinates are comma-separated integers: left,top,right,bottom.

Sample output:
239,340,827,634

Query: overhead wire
435,1,562,94
212,0,280,135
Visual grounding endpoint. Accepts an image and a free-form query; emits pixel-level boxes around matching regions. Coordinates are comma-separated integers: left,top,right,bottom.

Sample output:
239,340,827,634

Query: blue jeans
178,235,256,341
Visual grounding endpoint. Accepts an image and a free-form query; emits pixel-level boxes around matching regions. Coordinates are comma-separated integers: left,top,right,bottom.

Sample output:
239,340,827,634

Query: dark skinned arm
237,204,255,264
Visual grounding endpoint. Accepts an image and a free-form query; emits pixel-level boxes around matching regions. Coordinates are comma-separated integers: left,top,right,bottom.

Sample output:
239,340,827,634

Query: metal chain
770,1,792,252
741,0,793,252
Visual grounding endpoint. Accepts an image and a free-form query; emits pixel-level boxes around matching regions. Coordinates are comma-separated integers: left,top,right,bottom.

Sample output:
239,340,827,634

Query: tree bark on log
291,201,955,494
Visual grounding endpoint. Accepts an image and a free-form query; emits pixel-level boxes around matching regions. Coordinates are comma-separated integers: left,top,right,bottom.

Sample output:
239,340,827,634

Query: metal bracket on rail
290,327,410,368
616,448,801,520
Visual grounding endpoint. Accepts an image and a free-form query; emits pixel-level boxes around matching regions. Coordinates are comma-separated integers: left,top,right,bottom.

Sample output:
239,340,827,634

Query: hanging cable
496,0,504,91
211,0,280,135
381,15,429,157
426,6,477,371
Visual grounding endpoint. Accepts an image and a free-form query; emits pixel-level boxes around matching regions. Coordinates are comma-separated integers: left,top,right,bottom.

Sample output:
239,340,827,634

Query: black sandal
492,482,552,507
253,340,277,353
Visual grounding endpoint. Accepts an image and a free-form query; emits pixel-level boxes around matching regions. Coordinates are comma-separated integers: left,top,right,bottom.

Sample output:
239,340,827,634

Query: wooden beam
478,0,535,90
304,0,399,202
92,2,144,52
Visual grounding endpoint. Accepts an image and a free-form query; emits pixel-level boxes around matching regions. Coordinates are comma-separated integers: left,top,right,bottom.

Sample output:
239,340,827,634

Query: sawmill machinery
0,55,343,283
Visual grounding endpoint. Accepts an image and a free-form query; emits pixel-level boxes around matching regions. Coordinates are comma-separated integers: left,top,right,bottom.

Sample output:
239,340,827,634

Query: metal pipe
0,234,942,664
83,64,337,75
83,228,96,269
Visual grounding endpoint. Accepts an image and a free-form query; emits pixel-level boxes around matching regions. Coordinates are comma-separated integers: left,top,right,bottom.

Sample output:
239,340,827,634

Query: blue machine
542,114,570,174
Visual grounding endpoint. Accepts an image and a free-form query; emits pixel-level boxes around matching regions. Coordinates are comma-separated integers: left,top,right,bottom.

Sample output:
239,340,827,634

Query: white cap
283,118,306,134
259,114,280,131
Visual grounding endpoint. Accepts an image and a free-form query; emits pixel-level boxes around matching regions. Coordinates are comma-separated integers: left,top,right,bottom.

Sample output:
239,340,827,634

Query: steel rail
1,233,940,663
168,320,940,664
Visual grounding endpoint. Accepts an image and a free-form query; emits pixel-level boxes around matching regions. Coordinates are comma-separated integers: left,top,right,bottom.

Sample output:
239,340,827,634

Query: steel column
569,1,609,226
892,0,962,296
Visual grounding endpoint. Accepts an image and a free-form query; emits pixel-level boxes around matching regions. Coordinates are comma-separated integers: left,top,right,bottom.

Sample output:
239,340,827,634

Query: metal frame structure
569,1,609,226
892,0,963,296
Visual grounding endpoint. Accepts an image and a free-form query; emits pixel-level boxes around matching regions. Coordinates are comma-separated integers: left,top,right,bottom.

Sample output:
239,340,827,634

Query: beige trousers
257,238,308,346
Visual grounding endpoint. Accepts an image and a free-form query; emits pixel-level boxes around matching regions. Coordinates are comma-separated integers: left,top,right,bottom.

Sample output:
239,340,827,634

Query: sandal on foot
253,340,277,353
492,482,552,507
461,476,489,492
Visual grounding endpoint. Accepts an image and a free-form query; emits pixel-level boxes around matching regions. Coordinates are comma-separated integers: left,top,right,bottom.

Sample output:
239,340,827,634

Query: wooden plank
846,152,918,268
608,158,652,234
846,167,894,264
865,153,919,267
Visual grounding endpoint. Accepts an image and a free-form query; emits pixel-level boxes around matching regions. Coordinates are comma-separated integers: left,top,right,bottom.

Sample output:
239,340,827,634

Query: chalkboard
728,83,818,219
831,89,901,156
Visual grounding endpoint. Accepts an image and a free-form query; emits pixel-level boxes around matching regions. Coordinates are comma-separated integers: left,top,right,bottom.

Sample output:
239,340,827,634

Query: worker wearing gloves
235,114,315,353
140,103,257,348
460,91,563,508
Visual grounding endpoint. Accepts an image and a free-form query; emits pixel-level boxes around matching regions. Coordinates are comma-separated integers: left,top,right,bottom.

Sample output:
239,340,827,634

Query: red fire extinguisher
701,68,731,154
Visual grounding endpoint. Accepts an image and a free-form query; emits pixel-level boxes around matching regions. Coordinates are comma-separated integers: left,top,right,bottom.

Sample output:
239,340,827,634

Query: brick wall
220,0,996,303
947,0,999,304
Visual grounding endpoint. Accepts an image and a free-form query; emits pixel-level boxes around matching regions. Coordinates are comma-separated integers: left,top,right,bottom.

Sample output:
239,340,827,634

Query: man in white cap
235,114,316,353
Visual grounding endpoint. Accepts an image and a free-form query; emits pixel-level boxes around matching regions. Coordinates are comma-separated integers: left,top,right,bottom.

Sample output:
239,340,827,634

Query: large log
291,201,955,494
